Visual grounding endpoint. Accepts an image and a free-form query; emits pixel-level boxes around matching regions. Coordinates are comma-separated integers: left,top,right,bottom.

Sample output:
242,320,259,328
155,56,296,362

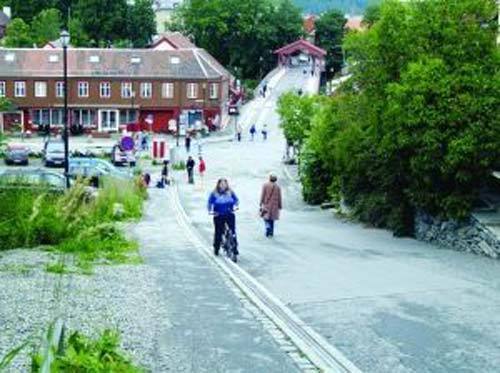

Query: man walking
259,173,283,237
249,124,257,141
185,134,192,153
261,124,268,141
186,156,196,184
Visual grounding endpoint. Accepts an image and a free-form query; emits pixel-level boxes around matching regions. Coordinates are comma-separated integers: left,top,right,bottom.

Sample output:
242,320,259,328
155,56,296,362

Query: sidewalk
131,188,300,372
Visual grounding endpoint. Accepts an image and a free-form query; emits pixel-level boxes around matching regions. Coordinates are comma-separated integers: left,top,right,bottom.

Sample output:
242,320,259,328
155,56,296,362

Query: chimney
2,6,11,18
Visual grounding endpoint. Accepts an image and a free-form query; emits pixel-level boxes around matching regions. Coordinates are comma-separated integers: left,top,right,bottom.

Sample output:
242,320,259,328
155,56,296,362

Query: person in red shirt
199,156,206,176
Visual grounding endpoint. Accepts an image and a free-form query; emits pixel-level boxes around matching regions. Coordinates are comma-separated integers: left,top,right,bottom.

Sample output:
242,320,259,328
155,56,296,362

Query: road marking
168,184,362,373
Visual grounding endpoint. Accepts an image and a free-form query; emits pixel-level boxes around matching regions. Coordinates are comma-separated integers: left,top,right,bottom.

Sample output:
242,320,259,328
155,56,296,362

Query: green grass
45,262,69,275
0,176,147,271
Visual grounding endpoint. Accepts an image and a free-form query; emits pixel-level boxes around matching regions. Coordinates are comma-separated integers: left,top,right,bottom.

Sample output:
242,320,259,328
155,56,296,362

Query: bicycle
221,221,238,263
210,209,238,263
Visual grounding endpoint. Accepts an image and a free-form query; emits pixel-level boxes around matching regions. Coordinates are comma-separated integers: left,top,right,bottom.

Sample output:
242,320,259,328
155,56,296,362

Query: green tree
171,0,303,80
73,0,127,46
2,18,33,47
9,0,56,23
277,92,318,147
128,0,156,48
68,17,89,47
282,0,500,236
31,8,62,47
362,4,380,27
314,9,347,78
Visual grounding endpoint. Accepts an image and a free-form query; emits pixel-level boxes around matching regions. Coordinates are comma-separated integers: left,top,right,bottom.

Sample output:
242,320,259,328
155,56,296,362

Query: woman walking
259,173,282,238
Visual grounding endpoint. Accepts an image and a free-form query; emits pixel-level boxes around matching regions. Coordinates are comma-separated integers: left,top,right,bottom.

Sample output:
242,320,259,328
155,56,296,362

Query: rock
113,203,125,219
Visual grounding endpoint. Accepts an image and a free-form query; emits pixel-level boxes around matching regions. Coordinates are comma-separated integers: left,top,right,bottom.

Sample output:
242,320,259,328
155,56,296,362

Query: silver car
44,141,66,168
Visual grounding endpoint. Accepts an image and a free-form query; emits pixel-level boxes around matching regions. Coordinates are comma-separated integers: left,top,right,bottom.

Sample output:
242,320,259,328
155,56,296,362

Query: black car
4,144,30,166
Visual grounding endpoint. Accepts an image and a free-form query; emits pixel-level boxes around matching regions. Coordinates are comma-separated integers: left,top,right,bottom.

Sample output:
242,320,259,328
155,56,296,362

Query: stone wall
415,213,500,259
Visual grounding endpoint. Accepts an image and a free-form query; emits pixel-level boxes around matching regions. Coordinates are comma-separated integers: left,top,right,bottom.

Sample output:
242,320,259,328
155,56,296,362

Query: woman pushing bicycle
207,178,239,258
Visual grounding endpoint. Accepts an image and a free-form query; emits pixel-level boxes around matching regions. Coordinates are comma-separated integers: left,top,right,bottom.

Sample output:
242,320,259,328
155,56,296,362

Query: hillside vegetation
293,0,380,14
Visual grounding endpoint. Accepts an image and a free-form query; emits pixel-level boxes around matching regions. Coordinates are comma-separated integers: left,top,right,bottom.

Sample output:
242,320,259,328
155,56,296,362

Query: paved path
131,188,300,372
175,69,500,372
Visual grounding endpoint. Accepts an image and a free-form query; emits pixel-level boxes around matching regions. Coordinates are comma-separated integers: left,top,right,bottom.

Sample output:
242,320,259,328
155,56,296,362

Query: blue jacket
208,190,239,216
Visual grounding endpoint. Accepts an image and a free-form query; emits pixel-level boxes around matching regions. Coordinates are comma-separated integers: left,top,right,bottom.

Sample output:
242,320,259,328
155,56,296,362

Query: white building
154,0,184,33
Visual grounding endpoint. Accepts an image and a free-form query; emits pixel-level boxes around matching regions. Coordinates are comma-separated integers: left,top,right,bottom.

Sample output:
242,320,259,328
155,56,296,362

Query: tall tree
362,4,380,27
73,0,127,46
128,0,156,48
31,8,62,46
68,16,89,46
9,0,56,23
171,0,302,80
281,0,500,235
315,9,346,78
2,18,33,47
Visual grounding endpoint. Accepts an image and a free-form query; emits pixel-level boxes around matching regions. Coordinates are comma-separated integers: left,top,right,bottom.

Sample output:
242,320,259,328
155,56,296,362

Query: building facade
154,0,184,33
0,33,232,134
0,7,11,39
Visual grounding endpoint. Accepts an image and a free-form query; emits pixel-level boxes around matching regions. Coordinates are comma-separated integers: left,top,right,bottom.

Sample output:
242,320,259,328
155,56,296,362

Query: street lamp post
61,30,70,189
130,90,136,127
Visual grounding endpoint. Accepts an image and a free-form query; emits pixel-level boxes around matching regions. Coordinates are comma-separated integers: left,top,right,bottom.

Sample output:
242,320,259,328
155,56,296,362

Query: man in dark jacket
186,156,196,184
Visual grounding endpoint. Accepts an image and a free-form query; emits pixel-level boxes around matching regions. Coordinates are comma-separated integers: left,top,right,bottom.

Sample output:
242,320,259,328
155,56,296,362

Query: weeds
32,327,143,373
0,177,146,270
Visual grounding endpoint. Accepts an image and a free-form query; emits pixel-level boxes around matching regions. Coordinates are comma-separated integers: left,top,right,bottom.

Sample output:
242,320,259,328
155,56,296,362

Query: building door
98,109,119,132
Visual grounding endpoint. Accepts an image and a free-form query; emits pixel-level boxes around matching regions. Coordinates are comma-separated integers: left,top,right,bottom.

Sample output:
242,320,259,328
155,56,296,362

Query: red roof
274,39,327,58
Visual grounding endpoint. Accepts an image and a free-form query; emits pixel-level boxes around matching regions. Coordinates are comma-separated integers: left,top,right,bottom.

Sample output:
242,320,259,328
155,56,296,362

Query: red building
274,39,327,73
0,32,233,135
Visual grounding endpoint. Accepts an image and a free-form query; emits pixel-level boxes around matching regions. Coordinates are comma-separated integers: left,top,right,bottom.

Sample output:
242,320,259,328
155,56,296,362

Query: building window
78,82,89,97
162,82,174,99
33,109,64,126
51,109,64,125
141,82,152,98
55,82,65,98
209,83,219,99
99,109,118,131
121,82,133,98
100,82,111,98
0,81,5,97
34,81,47,98
14,81,26,97
119,110,137,124
186,83,198,99
73,109,95,127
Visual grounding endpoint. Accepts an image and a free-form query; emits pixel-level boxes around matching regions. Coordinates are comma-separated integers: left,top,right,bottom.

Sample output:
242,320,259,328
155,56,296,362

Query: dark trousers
214,213,238,253
187,168,194,184
265,219,275,237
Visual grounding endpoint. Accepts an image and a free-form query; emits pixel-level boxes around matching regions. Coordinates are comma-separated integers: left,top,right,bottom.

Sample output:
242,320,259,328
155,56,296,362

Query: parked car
0,168,66,191
43,141,66,168
111,144,136,167
4,144,30,166
69,158,131,180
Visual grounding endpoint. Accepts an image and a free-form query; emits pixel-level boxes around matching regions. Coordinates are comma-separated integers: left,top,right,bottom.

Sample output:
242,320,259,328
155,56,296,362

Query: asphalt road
176,69,500,373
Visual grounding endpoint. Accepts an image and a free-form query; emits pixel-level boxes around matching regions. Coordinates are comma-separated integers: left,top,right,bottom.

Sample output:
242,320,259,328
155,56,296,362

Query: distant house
0,7,11,39
154,0,184,33
345,15,364,31
0,32,234,134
